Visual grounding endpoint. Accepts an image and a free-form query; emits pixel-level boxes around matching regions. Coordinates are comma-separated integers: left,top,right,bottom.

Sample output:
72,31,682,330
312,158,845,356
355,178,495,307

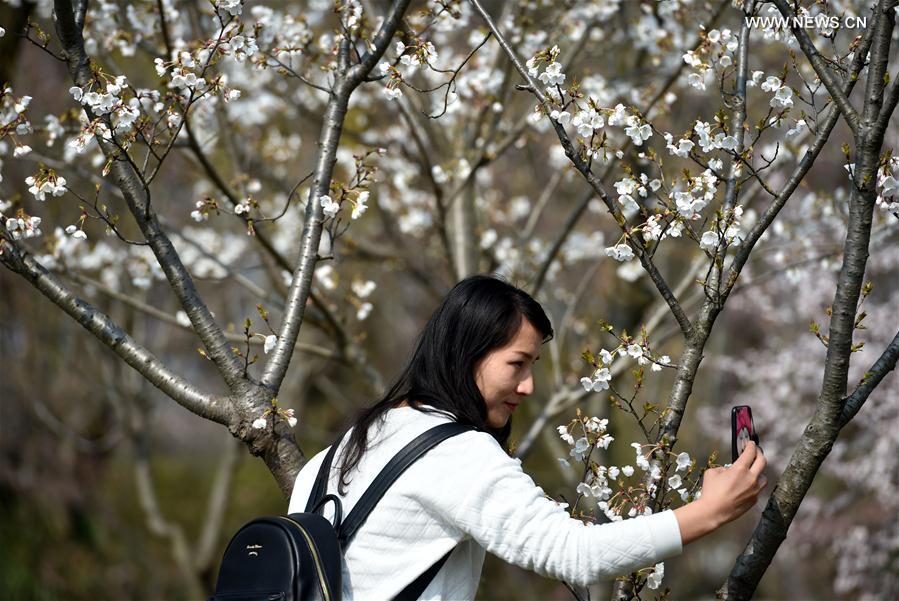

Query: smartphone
731,405,761,463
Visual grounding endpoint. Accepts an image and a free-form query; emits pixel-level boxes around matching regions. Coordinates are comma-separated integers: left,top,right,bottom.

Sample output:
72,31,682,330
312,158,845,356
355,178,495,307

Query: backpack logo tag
246,544,262,557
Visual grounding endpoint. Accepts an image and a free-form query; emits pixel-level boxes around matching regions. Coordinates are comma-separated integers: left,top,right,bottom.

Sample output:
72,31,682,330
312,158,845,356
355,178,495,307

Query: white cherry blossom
646,562,665,589
319,195,340,218
624,116,652,145
537,61,565,86
771,86,794,108
700,230,719,251
605,243,634,261
216,0,242,16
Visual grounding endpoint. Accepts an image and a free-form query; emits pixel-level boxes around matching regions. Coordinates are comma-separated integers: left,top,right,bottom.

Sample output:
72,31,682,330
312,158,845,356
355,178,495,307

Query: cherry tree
2,0,897,598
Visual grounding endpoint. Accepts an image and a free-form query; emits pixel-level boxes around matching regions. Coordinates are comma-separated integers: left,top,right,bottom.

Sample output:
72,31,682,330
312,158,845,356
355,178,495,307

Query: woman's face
475,318,543,429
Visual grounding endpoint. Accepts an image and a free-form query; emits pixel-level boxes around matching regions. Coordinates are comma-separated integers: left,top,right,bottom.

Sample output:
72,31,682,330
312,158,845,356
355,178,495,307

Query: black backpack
209,422,474,601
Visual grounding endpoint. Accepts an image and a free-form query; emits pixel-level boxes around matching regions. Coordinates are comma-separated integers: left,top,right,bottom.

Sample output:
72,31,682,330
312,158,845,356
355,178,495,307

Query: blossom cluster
395,39,439,73
699,205,746,252
579,336,673,393
218,32,258,64
547,92,651,152
69,76,140,133
64,223,88,241
556,411,702,590
215,0,243,17
25,171,67,202
521,40,764,271
663,132,694,158
623,116,652,146
669,165,718,219
151,25,246,111
683,28,739,90
693,120,738,154
613,172,661,215
640,212,685,243
4,213,43,241
190,197,218,223
756,73,794,109
1,88,33,157
317,149,382,222
319,189,370,220
251,400,298,430
604,242,634,262
526,44,564,91
378,38,440,101
155,52,210,94
66,74,167,154
68,115,113,155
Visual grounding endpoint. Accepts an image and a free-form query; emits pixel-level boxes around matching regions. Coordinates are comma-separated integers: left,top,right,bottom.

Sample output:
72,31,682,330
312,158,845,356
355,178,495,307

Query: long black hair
334,274,553,494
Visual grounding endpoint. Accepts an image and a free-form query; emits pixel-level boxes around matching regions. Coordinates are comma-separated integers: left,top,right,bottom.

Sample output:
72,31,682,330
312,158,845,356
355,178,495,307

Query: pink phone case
731,405,760,462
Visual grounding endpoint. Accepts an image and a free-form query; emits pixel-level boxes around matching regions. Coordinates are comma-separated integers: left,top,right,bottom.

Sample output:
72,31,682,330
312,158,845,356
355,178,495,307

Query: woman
288,275,767,599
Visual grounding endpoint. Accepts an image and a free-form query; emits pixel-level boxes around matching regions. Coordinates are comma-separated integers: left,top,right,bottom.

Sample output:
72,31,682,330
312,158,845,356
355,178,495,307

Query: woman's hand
700,441,768,525
673,441,768,545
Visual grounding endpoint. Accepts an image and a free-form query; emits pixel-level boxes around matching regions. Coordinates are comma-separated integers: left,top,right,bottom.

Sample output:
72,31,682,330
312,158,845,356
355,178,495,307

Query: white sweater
288,406,683,600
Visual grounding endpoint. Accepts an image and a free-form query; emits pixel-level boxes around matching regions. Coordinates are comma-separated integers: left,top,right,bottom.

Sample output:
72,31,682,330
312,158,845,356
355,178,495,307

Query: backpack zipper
277,516,331,601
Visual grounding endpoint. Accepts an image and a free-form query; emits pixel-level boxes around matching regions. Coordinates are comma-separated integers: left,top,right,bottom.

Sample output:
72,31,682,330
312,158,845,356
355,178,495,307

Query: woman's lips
504,402,519,412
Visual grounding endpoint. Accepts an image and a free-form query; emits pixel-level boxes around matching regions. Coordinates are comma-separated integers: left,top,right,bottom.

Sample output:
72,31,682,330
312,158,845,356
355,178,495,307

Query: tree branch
175,99,355,351
53,0,246,391
348,0,413,81
262,0,413,393
771,0,862,134
722,19,877,302
467,0,694,338
874,71,899,140
840,328,899,427
0,239,229,424
869,0,899,139
647,10,759,507
859,0,897,129
722,0,754,213
67,271,338,360
815,2,892,407
515,256,705,460
719,4,893,597
528,0,729,297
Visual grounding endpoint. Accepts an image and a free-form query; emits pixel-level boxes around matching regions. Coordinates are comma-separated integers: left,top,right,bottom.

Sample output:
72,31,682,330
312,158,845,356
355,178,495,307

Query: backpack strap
308,422,474,599
305,430,346,513
393,548,454,601
337,422,474,547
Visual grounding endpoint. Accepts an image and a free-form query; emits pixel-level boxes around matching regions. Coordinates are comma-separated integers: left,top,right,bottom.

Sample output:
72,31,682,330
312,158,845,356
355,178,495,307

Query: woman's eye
511,361,524,367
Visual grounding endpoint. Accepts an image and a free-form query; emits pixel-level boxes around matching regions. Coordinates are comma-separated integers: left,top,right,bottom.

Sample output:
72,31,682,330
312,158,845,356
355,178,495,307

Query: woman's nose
517,374,534,396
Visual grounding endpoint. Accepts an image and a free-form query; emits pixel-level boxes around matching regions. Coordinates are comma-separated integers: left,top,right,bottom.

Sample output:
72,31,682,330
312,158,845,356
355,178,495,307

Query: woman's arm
421,434,681,587
422,435,767,586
